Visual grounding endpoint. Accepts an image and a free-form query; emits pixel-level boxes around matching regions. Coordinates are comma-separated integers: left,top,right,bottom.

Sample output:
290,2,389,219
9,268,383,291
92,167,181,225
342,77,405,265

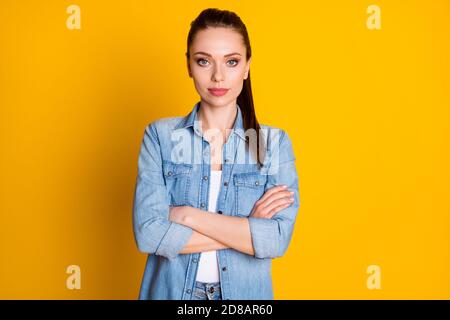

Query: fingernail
289,191,294,194
282,185,287,188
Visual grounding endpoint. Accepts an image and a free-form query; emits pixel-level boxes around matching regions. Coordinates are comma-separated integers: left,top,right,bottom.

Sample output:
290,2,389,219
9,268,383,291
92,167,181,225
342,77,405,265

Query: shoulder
144,116,185,137
259,123,291,144
259,123,295,162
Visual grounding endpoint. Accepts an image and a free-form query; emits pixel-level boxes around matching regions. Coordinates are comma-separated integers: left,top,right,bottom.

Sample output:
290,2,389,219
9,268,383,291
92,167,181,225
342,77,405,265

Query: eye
227,59,239,67
196,58,209,66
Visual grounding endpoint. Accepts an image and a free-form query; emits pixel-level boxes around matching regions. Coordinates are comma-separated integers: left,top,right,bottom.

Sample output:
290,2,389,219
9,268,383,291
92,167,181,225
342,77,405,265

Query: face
187,27,251,108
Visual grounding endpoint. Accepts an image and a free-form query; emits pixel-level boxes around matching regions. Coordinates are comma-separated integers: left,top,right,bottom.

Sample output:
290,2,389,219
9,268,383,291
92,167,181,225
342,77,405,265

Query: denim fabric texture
132,101,300,300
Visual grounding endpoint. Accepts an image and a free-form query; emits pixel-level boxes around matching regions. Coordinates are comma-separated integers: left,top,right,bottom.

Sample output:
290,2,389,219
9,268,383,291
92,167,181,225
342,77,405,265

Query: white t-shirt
195,170,222,283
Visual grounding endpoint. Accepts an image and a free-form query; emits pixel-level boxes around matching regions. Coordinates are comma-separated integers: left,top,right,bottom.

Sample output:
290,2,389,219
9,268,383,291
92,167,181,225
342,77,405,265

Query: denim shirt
132,101,300,300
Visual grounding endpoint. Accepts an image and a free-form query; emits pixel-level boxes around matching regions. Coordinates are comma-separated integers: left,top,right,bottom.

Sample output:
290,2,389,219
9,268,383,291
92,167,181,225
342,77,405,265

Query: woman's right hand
249,185,295,219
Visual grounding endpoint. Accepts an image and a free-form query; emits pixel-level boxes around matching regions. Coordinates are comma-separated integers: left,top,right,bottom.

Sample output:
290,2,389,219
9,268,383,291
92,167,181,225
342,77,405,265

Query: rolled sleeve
154,220,193,259
248,129,300,259
248,217,280,259
132,123,193,260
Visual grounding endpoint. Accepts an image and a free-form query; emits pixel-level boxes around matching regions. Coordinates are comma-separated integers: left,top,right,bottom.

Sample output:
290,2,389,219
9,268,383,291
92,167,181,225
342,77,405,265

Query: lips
208,88,229,96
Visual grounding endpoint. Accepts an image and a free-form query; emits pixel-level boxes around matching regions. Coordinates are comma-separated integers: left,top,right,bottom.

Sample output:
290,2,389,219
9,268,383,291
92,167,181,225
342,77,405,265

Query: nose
212,64,224,82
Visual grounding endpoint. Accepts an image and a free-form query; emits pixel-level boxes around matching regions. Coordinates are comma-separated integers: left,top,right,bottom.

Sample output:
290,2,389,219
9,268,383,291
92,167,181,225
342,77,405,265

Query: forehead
191,27,245,56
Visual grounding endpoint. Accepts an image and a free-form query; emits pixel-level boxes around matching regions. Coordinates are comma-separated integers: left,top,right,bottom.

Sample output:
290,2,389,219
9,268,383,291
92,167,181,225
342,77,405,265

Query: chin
209,100,233,108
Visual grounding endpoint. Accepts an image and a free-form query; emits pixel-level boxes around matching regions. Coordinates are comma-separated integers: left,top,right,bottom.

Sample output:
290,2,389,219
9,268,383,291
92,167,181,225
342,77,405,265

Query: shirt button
167,171,173,176
192,258,197,263
203,175,208,180
186,289,192,294
225,159,229,163
218,210,223,214
209,287,214,293
222,267,227,272
201,203,205,207
255,181,259,186
223,181,228,186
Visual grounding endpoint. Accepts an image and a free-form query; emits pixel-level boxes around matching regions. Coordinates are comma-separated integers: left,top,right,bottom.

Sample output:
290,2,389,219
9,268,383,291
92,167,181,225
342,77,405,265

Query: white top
195,170,222,283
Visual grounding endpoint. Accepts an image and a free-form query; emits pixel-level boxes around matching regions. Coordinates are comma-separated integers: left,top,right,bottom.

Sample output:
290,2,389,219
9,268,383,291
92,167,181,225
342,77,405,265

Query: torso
205,129,231,171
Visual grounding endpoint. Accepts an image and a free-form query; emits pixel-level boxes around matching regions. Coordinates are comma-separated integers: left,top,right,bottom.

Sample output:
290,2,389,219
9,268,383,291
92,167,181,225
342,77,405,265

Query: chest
162,160,268,217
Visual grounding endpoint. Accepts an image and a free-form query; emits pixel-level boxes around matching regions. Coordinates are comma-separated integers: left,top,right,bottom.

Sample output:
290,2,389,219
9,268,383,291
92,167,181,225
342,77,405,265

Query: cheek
229,70,245,90
192,72,209,89
230,66,246,80
230,81,244,97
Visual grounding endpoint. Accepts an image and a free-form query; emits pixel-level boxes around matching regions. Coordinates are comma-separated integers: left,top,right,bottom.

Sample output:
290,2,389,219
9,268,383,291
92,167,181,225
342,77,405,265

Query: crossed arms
132,123,300,260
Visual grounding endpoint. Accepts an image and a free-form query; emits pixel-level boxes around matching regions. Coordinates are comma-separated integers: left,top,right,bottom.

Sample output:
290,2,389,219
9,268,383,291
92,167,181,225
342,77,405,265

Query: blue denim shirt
132,101,300,300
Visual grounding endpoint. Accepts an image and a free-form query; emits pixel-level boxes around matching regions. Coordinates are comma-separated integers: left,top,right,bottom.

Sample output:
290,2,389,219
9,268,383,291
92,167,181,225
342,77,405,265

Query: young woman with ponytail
133,8,300,300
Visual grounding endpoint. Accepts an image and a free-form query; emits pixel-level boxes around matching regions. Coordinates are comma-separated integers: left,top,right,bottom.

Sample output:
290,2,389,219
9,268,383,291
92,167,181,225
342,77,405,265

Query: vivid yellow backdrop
0,0,449,299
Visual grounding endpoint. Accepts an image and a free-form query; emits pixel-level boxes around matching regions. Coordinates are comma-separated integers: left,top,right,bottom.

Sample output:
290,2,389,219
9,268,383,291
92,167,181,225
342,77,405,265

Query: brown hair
185,8,266,168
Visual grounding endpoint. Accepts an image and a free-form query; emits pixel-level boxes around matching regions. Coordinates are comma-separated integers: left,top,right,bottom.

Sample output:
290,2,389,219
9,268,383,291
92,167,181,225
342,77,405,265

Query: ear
244,57,252,80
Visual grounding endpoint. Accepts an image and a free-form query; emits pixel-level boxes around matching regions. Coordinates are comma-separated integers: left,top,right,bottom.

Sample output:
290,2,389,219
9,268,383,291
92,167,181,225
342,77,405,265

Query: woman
132,8,300,300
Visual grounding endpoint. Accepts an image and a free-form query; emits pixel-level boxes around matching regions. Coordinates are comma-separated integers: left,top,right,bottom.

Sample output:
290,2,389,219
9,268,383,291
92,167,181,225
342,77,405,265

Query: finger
268,203,292,219
260,190,294,209
256,185,287,204
264,197,294,216
256,190,291,212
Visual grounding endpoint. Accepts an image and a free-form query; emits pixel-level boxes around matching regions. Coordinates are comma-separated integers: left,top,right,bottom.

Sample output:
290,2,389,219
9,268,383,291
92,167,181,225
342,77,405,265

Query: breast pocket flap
162,160,192,178
233,172,267,188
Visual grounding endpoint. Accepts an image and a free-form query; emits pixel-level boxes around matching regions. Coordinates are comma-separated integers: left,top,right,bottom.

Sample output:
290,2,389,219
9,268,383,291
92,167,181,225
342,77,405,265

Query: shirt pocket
162,160,193,206
233,171,268,217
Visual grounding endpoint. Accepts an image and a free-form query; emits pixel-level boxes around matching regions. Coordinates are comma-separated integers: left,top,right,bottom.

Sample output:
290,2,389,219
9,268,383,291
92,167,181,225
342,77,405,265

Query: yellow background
1,0,449,299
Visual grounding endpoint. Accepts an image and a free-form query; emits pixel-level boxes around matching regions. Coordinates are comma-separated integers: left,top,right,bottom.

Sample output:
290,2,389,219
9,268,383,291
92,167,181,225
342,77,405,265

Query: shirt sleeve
132,123,193,260
247,129,301,259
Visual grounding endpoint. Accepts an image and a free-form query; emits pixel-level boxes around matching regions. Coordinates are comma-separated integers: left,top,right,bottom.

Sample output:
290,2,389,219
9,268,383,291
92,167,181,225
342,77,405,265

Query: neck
197,100,237,132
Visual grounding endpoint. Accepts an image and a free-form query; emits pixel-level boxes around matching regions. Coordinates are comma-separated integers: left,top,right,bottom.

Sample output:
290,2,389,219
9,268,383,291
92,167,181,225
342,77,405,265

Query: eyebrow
193,51,241,58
